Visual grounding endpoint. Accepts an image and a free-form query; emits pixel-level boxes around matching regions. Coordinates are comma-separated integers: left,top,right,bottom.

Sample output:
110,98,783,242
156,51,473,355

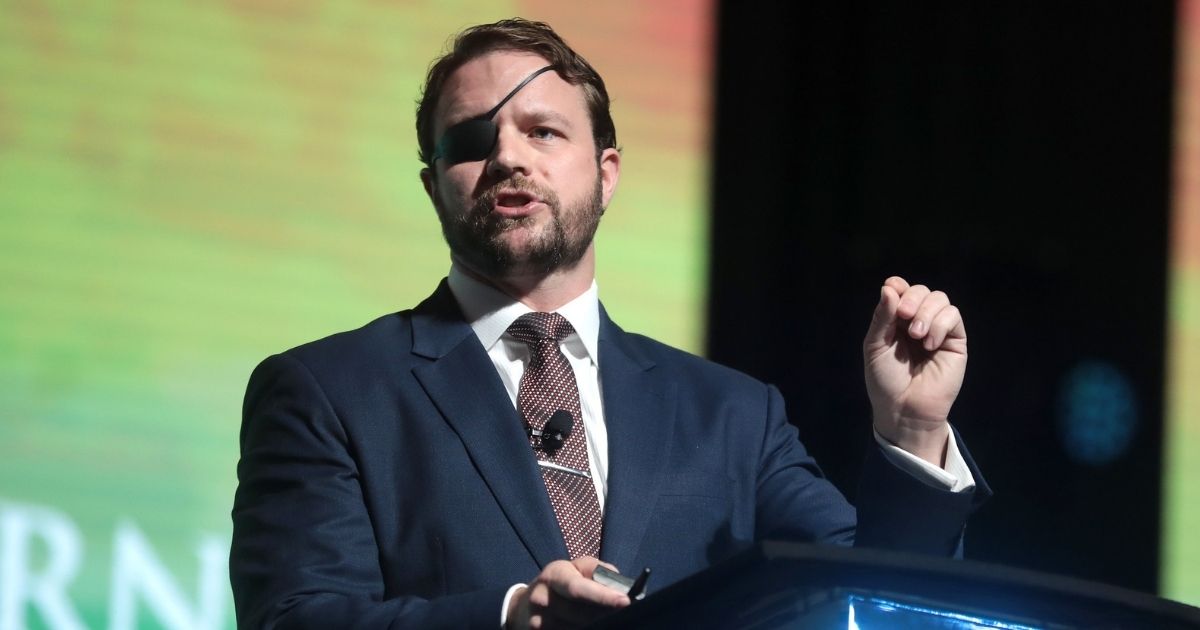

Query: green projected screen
0,2,713,626
1165,0,1200,608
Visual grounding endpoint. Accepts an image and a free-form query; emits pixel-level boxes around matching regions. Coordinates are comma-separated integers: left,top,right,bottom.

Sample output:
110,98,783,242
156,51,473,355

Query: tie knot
507,312,575,345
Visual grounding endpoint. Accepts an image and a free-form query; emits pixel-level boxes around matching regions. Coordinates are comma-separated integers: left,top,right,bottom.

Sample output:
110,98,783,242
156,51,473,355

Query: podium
592,541,1200,629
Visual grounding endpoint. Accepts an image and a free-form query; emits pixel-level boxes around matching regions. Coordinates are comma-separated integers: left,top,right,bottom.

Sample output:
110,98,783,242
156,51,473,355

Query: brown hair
416,18,618,166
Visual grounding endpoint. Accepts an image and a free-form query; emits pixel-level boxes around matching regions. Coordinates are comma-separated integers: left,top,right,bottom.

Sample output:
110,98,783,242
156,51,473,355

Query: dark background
707,2,1175,593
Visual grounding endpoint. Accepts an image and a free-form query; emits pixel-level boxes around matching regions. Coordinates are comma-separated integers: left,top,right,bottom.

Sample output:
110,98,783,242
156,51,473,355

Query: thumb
571,556,606,579
864,285,900,350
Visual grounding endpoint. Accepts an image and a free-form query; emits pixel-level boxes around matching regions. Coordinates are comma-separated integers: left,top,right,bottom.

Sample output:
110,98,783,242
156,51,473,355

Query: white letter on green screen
0,502,86,630
108,521,227,630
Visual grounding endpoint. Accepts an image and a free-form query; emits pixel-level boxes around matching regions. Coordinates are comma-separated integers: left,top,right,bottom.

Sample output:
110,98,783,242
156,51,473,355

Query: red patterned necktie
507,312,602,559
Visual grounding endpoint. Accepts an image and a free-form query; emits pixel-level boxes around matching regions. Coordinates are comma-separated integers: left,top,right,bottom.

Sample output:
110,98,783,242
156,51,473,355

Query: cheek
548,157,599,194
438,168,481,205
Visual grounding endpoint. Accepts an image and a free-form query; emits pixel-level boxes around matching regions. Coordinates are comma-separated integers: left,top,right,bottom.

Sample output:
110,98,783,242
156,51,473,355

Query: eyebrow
520,108,575,130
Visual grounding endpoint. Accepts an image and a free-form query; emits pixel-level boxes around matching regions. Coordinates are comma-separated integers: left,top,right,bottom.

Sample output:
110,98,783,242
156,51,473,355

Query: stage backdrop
0,2,712,627
1165,0,1200,608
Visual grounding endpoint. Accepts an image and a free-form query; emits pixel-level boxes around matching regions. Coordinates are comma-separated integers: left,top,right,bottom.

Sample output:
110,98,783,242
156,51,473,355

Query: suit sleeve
752,384,990,557
854,424,991,555
230,353,507,629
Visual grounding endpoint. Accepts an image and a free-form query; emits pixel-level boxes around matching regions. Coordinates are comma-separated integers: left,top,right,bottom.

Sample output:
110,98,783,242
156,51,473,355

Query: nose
485,124,530,180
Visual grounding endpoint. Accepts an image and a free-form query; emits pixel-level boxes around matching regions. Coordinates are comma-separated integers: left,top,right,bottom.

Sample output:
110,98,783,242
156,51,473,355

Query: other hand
863,276,967,466
506,557,630,630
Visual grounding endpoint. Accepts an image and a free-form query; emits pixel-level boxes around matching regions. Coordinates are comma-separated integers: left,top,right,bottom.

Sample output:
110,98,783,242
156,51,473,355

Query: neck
452,246,596,312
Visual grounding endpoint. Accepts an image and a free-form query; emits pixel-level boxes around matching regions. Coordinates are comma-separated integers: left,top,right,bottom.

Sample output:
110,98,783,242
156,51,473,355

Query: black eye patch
431,65,555,165
431,118,497,165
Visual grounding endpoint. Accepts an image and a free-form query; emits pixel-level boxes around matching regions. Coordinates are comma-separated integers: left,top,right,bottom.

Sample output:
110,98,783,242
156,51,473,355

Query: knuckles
528,583,551,607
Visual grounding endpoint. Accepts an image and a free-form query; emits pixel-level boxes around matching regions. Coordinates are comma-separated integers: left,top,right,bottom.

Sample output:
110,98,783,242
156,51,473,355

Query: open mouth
493,190,540,214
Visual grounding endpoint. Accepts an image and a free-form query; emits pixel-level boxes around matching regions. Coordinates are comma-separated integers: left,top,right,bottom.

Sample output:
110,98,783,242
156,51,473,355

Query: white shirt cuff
500,582,526,628
873,427,976,492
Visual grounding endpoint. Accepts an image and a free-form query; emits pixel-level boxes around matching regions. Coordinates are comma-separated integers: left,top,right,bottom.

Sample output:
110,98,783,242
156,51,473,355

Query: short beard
436,173,604,279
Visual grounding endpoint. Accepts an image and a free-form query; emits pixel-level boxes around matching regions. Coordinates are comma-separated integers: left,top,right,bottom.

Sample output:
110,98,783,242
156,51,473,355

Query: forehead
434,50,590,133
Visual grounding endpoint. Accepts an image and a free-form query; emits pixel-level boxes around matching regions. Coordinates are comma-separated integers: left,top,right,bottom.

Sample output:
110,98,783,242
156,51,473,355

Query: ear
420,167,437,204
598,147,621,208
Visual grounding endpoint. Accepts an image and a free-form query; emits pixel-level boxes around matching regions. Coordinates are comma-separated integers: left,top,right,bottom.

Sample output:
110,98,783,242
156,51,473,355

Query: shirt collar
446,264,600,362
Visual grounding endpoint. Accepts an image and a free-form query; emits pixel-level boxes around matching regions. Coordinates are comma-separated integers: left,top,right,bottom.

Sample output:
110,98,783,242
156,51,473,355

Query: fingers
883,275,910,294
895,283,931,321
864,284,901,349
547,561,628,607
865,276,919,349
569,556,617,580
528,561,626,607
925,304,966,351
868,277,967,352
525,559,629,629
906,289,946,339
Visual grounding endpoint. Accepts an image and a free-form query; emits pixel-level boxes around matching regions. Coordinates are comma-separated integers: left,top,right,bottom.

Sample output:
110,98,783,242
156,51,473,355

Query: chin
494,225,549,252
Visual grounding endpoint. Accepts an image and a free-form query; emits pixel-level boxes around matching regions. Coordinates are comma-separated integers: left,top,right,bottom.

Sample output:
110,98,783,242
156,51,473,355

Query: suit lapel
410,282,567,568
597,308,677,572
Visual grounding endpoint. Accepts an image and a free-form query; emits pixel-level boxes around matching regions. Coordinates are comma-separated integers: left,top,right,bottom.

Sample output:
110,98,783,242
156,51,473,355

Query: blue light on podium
846,594,1043,630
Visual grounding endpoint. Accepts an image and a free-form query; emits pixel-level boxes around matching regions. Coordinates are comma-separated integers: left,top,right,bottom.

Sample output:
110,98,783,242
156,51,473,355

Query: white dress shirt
448,266,612,510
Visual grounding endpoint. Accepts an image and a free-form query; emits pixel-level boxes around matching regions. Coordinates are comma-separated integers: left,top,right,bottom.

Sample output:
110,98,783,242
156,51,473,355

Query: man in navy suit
230,18,989,629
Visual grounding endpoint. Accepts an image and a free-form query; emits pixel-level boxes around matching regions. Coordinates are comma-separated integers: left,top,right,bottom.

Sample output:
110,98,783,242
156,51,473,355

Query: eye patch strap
482,65,555,121
432,65,556,164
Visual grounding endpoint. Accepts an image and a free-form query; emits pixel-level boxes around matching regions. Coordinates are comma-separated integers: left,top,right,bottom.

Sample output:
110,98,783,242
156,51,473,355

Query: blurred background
0,0,1196,627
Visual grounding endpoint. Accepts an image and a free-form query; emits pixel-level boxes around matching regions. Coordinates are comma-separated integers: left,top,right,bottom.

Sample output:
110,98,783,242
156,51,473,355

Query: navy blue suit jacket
230,281,989,628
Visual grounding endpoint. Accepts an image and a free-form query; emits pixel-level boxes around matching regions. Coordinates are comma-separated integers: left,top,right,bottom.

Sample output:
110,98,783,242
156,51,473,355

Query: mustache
474,176,561,213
